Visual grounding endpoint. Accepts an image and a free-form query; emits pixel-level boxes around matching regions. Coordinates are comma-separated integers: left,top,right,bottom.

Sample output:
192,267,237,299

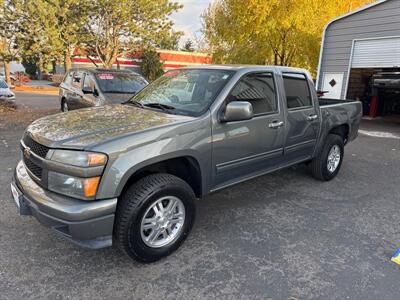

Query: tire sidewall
61,99,68,112
126,183,195,262
321,136,344,180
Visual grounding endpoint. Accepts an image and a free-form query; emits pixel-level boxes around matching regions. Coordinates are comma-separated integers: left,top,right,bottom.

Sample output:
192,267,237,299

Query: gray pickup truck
11,65,362,262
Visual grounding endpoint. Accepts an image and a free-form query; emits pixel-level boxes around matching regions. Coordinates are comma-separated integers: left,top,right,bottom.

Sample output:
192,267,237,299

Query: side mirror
82,86,94,94
221,101,254,122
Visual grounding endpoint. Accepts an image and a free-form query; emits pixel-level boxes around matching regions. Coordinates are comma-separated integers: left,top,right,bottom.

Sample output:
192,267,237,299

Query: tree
15,0,90,73
202,0,372,76
158,31,182,50
182,39,195,52
14,1,60,77
0,0,20,84
21,59,37,77
83,0,182,68
141,49,164,82
48,0,91,72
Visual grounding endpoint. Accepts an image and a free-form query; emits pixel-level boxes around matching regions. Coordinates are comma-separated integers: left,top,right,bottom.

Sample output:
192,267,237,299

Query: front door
282,73,319,162
81,73,98,108
68,71,84,110
211,72,285,190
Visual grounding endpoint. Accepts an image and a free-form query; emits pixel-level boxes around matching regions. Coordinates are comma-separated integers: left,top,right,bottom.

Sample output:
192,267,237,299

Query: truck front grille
23,156,43,179
23,134,50,158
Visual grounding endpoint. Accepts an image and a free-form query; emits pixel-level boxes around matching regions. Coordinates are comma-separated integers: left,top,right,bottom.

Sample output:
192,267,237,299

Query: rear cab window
282,73,313,109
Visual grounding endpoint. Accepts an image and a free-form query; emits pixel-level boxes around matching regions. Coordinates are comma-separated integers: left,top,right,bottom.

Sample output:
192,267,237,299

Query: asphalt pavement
1,93,400,299
14,91,60,110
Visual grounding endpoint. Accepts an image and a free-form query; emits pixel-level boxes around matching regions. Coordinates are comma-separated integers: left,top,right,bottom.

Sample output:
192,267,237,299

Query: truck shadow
57,164,316,267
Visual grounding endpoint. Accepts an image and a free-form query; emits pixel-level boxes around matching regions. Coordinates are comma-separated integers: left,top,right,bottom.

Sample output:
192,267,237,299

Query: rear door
282,73,319,162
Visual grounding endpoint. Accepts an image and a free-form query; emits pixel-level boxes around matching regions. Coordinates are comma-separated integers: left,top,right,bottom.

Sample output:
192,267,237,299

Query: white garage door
352,37,400,68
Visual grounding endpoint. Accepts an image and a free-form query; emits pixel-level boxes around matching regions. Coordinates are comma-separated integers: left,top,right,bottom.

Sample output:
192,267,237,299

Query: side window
72,71,83,89
283,73,312,109
228,73,277,115
64,71,74,85
83,73,95,90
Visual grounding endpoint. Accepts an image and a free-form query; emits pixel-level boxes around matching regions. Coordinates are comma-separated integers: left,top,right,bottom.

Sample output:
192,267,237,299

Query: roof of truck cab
181,64,310,73
180,64,313,79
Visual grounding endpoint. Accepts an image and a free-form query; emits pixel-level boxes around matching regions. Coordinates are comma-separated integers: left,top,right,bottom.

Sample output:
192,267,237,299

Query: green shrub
141,50,164,82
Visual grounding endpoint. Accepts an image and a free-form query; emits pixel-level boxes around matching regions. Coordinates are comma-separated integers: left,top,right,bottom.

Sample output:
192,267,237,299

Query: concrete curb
14,86,59,95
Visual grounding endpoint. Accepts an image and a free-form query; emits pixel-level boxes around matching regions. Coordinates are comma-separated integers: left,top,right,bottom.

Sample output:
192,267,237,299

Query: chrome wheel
327,145,341,173
140,196,185,248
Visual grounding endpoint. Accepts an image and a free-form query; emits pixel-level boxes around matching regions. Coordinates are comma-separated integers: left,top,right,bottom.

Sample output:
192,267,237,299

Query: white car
0,79,16,105
0,72,16,83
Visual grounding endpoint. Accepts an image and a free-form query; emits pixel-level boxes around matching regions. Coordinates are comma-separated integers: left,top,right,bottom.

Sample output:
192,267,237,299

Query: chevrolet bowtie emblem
24,147,31,159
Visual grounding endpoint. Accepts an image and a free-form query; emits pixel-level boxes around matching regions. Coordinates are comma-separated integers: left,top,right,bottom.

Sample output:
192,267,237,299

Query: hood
103,93,135,104
26,104,192,148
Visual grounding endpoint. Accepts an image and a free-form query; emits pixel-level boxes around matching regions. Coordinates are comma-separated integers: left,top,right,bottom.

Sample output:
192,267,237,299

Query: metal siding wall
319,0,400,98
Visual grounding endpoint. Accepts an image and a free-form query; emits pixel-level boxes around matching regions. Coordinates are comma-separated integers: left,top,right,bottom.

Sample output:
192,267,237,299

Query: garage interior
346,68,400,122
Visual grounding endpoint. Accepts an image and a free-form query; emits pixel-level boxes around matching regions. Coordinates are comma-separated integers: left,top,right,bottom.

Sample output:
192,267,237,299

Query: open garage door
352,37,400,68
346,37,400,121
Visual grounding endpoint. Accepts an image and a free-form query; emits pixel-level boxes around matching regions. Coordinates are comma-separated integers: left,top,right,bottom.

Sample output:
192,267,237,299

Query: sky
170,0,213,46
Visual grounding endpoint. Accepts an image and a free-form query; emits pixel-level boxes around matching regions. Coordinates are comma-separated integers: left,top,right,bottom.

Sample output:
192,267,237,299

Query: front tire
114,174,196,262
61,99,69,112
310,134,344,181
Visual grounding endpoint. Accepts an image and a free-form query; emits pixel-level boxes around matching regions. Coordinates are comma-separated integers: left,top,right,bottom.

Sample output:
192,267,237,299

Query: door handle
307,114,318,121
268,121,284,129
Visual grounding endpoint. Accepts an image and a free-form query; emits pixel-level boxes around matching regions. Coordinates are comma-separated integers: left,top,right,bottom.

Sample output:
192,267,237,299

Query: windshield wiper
143,103,175,111
122,100,143,107
104,91,136,94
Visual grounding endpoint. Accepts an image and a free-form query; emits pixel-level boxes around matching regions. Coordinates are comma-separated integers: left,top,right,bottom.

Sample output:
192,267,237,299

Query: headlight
50,150,107,167
48,171,100,200
47,150,107,199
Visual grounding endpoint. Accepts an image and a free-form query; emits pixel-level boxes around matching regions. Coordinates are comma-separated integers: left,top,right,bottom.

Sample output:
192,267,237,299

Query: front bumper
12,161,117,249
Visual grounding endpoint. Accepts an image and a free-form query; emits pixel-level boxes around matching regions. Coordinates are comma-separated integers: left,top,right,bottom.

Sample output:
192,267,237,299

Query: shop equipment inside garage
317,0,400,122
347,69,400,120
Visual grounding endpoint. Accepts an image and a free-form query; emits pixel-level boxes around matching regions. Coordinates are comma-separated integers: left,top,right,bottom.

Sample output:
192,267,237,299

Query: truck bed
317,98,362,145
318,98,358,106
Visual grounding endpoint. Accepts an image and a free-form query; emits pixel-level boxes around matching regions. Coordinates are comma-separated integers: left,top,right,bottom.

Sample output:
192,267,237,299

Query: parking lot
1,92,400,299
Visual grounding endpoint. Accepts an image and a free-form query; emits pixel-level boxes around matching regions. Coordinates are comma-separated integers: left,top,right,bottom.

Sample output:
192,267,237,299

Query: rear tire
310,134,344,181
114,173,196,263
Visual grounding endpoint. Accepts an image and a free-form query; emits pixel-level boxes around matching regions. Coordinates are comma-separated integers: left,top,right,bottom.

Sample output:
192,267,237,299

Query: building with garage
317,0,400,118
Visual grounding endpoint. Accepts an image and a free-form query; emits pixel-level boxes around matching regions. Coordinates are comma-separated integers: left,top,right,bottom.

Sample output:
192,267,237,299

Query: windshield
95,72,148,94
129,69,233,116
0,80,8,89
